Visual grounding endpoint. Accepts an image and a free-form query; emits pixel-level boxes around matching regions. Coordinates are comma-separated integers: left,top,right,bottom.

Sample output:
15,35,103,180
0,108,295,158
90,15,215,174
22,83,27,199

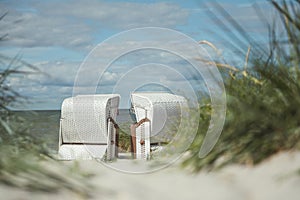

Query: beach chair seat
58,94,120,160
130,92,187,159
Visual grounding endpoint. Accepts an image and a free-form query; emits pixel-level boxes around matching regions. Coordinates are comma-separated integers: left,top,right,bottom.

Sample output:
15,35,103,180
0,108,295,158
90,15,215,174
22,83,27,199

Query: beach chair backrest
58,94,120,160
61,94,119,144
131,92,187,159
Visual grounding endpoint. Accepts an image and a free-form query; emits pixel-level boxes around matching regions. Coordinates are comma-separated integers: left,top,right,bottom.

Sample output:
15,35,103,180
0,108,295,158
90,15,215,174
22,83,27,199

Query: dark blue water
13,109,132,150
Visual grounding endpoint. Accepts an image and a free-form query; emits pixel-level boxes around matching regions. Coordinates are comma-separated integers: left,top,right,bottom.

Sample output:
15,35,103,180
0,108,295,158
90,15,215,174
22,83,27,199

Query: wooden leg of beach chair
115,127,119,158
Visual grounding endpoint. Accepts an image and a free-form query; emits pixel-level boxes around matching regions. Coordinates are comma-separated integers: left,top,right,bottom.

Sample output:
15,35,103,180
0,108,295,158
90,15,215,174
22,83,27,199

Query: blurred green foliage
118,122,132,152
182,0,300,171
0,13,92,195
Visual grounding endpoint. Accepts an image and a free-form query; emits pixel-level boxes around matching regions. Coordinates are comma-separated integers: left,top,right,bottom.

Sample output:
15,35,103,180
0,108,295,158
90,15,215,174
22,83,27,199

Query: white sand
1,151,300,200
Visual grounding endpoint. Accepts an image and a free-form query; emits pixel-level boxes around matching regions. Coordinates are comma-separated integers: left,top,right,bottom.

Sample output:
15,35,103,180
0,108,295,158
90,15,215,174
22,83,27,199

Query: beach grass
0,39,92,194
1,2,300,194
182,0,300,172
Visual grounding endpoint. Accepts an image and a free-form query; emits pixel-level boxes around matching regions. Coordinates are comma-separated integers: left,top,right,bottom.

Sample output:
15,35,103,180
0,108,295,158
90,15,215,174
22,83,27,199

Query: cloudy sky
0,0,276,109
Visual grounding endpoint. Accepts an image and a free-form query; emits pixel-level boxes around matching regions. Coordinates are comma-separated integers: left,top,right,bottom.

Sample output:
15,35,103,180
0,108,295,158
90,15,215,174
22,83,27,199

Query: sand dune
1,151,300,200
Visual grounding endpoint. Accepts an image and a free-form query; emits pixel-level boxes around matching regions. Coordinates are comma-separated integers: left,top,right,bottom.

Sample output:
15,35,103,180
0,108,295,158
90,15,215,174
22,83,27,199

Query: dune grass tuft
182,0,300,172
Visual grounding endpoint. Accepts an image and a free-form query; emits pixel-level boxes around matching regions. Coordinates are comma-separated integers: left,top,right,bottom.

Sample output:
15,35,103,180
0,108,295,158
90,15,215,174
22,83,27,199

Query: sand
1,151,300,200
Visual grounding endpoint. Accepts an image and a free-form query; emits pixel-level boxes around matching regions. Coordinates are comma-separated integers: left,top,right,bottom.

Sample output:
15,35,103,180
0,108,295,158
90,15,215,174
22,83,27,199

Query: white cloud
0,10,92,48
102,71,119,83
4,48,213,109
1,1,244,110
0,0,189,49
42,0,189,28
202,1,278,36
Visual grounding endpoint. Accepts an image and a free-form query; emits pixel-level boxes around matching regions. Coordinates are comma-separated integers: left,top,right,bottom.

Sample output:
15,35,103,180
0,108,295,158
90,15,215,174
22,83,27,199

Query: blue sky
0,0,276,109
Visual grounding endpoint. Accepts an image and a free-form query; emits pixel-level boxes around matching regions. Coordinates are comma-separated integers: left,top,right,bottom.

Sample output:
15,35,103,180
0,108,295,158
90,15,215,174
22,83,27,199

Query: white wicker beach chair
130,92,187,160
58,94,120,160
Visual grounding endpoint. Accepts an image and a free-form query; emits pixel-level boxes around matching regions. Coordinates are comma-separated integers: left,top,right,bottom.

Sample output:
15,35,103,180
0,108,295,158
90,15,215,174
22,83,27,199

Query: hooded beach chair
130,92,187,159
58,94,120,160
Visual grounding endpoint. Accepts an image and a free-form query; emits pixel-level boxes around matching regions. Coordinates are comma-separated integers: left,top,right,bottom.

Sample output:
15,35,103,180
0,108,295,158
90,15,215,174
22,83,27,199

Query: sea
13,109,133,151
